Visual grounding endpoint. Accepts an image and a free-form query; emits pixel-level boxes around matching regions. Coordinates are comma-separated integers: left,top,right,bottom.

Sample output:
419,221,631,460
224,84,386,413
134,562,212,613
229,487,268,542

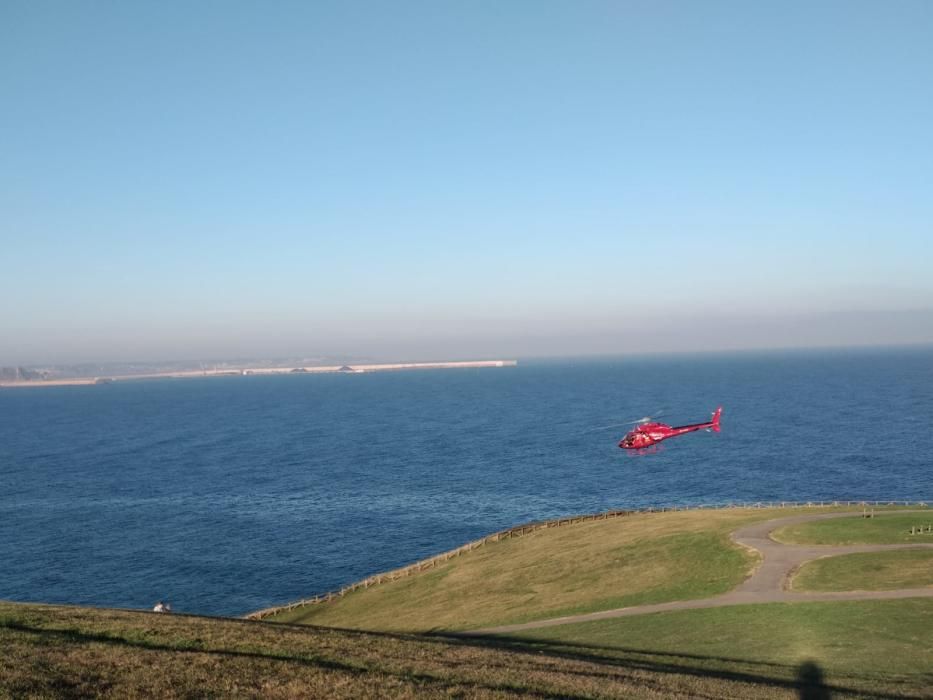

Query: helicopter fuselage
619,408,722,450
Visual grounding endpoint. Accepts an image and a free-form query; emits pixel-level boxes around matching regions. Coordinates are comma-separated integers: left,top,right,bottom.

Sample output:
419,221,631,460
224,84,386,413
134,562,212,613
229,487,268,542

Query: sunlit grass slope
272,508,778,631
4,599,931,699
506,598,933,699
773,512,933,544
271,506,924,632
791,549,933,592
278,506,928,632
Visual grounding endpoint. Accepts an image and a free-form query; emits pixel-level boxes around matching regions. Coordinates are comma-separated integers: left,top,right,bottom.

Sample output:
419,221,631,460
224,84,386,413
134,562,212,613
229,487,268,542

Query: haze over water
1,346,931,616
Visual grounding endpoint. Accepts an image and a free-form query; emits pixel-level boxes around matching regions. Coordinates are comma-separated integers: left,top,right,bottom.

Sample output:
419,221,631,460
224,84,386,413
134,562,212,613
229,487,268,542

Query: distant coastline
0,360,518,388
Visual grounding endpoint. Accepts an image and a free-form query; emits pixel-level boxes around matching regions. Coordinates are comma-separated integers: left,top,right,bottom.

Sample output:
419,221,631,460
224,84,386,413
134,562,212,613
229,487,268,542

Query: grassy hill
773,512,933,544
791,549,933,591
507,598,933,699
269,505,911,631
5,505,931,697
3,599,932,698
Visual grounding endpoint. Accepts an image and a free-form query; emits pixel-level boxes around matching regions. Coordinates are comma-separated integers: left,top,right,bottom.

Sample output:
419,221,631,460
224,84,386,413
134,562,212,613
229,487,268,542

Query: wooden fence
243,499,929,620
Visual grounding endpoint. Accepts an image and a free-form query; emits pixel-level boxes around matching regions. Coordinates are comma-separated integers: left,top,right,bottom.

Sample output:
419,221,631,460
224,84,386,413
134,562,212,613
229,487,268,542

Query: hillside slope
3,600,932,698
269,505,921,631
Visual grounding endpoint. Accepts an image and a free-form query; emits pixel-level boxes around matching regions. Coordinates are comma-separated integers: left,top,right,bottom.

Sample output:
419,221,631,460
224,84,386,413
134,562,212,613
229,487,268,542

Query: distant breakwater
0,360,519,388
244,498,930,621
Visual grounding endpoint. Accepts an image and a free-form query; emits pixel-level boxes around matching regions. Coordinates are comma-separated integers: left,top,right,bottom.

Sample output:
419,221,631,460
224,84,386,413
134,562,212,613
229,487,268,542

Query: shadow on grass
797,660,830,700
3,615,927,699
0,620,586,700
430,631,923,700
261,617,929,699
245,616,928,698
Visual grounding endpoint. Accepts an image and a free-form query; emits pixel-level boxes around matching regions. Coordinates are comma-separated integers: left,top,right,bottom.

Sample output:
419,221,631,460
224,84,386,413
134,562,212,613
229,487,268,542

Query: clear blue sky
2,1,932,364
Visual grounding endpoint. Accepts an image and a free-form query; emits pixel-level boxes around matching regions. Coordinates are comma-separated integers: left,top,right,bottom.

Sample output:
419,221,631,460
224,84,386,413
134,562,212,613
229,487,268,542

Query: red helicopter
619,407,722,450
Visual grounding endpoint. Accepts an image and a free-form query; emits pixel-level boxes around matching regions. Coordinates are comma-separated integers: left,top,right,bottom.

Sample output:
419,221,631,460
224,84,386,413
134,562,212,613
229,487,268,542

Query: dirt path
469,510,933,635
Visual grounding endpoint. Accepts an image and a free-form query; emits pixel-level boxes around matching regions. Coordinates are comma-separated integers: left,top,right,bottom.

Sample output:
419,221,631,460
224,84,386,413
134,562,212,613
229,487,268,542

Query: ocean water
1,347,931,616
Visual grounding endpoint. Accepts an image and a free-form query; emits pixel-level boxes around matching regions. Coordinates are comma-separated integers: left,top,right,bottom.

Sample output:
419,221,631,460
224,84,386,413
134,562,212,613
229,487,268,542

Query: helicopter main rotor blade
581,422,634,433
580,408,667,434
631,409,665,424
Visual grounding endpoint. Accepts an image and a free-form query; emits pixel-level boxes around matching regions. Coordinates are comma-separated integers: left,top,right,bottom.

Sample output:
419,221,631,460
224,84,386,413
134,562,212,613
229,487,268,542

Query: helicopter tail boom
711,406,722,432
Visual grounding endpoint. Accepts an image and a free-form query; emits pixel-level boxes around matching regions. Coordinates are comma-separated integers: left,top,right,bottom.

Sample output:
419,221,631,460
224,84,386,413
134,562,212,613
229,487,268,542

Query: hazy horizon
5,308,933,368
3,2,931,365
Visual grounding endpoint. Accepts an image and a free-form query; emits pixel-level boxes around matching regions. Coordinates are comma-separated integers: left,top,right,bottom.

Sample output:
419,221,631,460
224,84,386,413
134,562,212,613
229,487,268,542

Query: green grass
791,549,933,591
773,512,933,544
505,598,933,698
270,506,925,632
4,505,930,698
4,599,930,699
0,602,631,699
272,508,776,631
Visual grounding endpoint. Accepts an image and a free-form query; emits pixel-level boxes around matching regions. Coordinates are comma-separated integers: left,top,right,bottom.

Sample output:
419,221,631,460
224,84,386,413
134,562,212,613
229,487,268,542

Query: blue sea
1,347,931,617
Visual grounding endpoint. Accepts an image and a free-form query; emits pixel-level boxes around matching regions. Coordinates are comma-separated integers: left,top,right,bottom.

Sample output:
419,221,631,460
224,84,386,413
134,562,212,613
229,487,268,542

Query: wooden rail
244,499,929,620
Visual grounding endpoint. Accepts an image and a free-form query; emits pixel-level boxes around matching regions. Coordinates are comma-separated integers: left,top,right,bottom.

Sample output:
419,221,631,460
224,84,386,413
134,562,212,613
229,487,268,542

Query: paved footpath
469,510,933,635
